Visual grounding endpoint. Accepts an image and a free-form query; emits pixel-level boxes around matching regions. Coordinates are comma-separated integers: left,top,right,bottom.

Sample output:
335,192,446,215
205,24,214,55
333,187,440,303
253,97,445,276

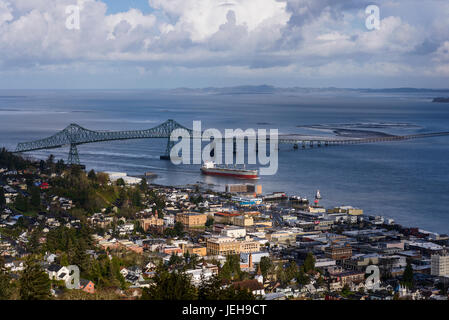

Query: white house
47,265,71,282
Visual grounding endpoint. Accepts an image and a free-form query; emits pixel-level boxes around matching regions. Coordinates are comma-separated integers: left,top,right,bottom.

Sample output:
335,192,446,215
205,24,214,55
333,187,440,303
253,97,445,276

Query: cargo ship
200,161,259,179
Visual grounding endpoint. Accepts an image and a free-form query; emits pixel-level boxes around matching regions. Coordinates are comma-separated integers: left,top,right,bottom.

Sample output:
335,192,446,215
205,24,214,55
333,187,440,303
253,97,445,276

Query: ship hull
201,168,259,179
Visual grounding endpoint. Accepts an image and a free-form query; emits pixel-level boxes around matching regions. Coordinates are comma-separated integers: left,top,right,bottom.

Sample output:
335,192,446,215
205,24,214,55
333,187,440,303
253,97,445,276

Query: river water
1,89,448,233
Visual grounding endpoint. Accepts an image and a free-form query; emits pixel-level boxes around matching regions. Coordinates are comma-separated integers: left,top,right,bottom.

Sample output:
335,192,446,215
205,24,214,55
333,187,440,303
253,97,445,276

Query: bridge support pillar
68,144,80,166
160,138,174,160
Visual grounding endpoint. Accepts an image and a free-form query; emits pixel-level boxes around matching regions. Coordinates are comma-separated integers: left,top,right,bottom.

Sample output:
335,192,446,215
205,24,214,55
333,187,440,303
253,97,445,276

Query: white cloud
149,0,290,42
434,41,449,62
357,16,423,54
0,1,13,26
0,0,447,87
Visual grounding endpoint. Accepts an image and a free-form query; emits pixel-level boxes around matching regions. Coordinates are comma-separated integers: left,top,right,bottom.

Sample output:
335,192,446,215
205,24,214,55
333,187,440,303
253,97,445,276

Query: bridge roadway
278,131,449,148
12,119,449,164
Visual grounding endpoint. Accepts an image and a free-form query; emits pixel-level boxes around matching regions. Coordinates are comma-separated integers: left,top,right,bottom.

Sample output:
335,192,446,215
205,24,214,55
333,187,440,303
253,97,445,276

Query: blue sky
104,0,153,14
0,0,448,89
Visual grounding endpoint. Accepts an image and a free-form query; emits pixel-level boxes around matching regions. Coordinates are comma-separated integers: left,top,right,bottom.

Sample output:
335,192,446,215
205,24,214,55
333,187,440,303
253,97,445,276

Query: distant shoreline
432,97,449,103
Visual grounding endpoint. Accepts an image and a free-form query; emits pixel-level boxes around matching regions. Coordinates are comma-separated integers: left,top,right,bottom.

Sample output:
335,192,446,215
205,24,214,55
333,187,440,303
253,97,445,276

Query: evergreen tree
39,160,46,172
55,159,66,174
25,176,34,189
30,187,41,209
402,261,414,289
19,256,51,300
285,261,299,283
131,190,142,207
148,189,166,216
219,255,243,281
225,285,256,300
173,222,185,237
28,228,42,254
297,266,310,285
141,266,197,300
259,256,273,279
46,155,56,173
139,179,148,192
198,275,255,300
87,169,97,181
303,252,316,273
0,256,12,300
59,253,69,266
205,217,214,227
276,262,292,286
70,165,82,177
0,187,5,208
168,253,183,267
73,239,89,272
14,193,29,212
46,154,55,166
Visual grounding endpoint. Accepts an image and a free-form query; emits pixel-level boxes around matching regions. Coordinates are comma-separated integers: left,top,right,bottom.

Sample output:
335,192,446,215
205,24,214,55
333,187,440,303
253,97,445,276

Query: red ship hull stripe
201,171,259,179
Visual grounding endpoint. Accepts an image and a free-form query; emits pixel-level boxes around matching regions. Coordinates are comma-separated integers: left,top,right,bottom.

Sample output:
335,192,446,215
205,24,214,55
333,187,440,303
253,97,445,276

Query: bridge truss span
14,119,192,165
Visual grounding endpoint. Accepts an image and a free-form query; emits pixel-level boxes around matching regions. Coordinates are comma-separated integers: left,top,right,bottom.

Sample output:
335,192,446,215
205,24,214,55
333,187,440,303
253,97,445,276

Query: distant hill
169,85,449,95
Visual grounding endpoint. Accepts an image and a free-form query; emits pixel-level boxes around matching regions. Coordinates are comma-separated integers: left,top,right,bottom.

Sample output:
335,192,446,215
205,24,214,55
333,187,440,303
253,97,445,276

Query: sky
0,0,448,89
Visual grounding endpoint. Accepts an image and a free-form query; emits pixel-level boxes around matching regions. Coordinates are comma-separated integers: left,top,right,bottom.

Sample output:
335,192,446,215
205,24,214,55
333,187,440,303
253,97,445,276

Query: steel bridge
14,119,192,165
13,119,449,165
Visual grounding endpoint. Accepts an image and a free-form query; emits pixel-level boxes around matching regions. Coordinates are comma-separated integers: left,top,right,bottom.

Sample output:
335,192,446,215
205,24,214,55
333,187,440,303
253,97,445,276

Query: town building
214,212,240,224
176,212,207,227
232,215,254,227
431,253,449,277
80,279,95,294
140,216,164,231
206,236,240,256
206,236,260,256
325,244,353,260
221,226,247,238
225,184,262,195
239,237,261,254
182,244,207,257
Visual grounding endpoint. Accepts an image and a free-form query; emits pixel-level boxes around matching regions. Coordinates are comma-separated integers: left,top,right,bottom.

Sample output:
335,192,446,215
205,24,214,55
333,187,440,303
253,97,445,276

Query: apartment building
431,253,449,277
